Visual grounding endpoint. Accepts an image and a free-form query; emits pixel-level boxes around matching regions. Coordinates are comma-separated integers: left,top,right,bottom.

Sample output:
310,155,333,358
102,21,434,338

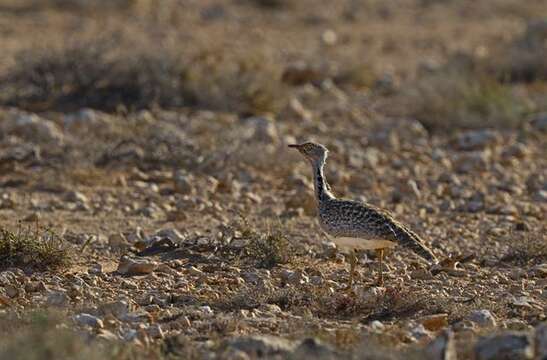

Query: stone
97,329,119,342
371,320,385,331
259,304,282,315
321,29,338,45
530,113,547,132
510,296,541,310
280,269,308,285
453,150,491,173
374,73,399,94
521,19,547,48
465,199,484,213
155,228,185,243
525,172,546,193
292,338,337,359
244,116,279,144
409,323,433,342
64,191,88,203
122,329,138,342
421,313,449,331
502,143,530,159
357,287,386,306
7,112,64,145
120,311,150,324
0,192,17,209
282,62,324,85
288,98,313,121
453,130,499,151
411,269,433,280
108,233,130,251
475,332,533,360
349,147,381,168
4,284,19,298
201,4,226,21
74,313,104,329
536,322,547,360
64,108,100,129
531,264,547,278
117,256,157,275
138,203,163,219
46,291,69,307
199,306,214,317
241,272,262,285
504,319,533,331
223,335,295,357
100,300,131,318
23,212,41,222
321,241,337,258
468,310,497,328
310,275,324,286
285,190,316,216
173,170,194,195
535,190,547,202
88,263,103,275
0,294,11,306
25,281,47,293
187,266,204,276
424,330,457,360
147,324,164,339
220,348,250,360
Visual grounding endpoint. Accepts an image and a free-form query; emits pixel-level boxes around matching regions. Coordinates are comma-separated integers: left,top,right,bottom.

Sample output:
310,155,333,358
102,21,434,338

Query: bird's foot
374,273,384,287
344,274,354,292
430,253,475,276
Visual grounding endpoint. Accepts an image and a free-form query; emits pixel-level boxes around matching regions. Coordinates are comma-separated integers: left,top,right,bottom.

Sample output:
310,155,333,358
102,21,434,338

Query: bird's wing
366,205,437,263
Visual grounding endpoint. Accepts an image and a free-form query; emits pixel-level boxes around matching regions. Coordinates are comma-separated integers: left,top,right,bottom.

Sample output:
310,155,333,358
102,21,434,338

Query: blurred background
0,0,545,127
0,1,546,359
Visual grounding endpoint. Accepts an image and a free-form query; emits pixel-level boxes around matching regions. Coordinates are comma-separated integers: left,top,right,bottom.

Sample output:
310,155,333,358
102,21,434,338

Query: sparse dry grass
246,230,293,269
0,311,108,360
0,310,184,360
0,225,70,271
390,17,547,132
232,216,295,269
488,19,547,83
401,68,532,132
0,37,287,115
0,38,188,112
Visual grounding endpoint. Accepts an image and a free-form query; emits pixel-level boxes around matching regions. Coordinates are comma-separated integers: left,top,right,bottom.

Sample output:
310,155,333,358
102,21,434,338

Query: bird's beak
288,144,300,149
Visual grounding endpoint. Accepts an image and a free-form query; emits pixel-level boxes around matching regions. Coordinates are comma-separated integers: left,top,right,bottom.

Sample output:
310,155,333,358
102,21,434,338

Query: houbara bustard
289,142,437,287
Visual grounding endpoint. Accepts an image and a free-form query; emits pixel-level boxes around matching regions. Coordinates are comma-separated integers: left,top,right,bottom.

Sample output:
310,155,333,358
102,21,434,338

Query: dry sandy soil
0,1,545,359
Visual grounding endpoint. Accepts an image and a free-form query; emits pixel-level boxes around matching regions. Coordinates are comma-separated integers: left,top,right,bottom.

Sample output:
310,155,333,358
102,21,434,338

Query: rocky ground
0,1,545,359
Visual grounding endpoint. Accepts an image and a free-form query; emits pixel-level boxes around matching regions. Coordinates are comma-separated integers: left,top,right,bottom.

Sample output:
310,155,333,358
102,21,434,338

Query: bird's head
288,142,329,164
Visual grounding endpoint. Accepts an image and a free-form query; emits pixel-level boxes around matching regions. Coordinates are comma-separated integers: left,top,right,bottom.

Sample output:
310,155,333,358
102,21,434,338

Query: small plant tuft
230,215,294,269
0,224,70,271
247,230,293,269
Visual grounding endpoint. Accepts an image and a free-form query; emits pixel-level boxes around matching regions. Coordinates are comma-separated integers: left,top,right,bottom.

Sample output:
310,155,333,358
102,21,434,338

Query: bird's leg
375,248,384,286
347,249,357,289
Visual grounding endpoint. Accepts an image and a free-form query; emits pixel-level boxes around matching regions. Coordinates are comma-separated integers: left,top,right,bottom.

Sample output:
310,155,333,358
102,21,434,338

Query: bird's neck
311,160,334,202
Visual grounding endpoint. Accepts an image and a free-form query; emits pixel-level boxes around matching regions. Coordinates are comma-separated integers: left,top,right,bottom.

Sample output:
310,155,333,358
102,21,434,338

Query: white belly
332,237,396,250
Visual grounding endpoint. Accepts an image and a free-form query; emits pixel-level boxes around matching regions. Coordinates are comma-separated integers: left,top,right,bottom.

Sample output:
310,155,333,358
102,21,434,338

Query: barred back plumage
289,142,437,264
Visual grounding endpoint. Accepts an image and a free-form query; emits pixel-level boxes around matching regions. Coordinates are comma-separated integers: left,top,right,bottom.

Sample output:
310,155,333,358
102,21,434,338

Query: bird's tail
393,226,437,263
